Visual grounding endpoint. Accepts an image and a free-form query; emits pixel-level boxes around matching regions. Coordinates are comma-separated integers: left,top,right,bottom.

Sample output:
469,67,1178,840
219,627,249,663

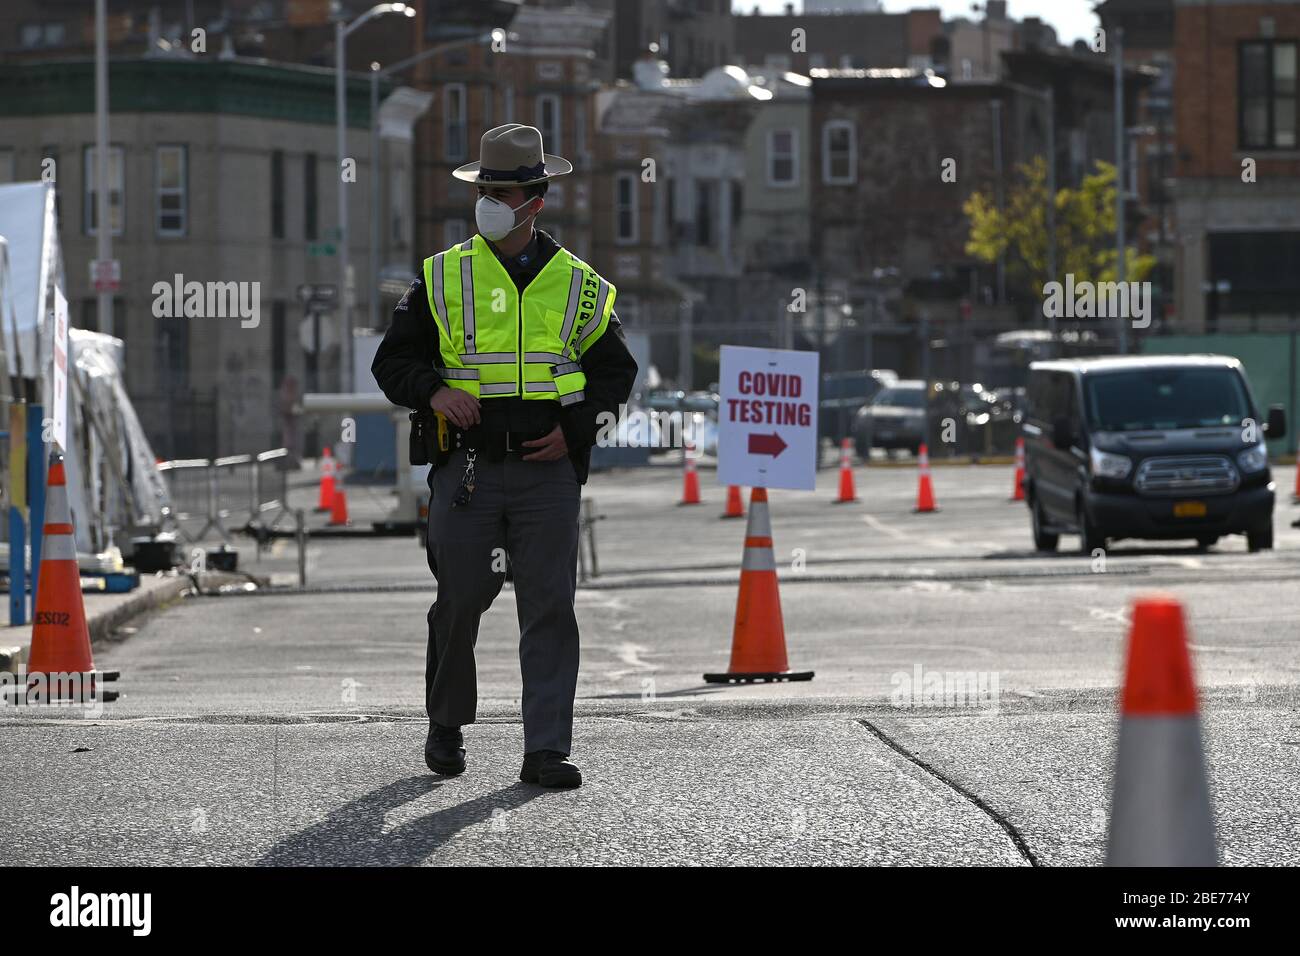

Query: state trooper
373,124,638,788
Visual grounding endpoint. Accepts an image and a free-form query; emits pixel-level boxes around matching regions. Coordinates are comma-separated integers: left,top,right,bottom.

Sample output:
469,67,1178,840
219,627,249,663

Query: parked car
821,369,898,442
853,380,927,457
1022,355,1287,553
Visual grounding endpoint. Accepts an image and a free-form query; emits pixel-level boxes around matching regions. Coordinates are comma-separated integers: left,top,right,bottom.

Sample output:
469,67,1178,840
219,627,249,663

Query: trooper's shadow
259,776,543,866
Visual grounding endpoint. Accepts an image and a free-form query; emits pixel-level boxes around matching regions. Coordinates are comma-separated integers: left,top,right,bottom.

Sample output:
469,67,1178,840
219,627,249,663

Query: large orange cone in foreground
834,437,858,504
26,456,118,702
704,488,814,683
679,442,702,506
316,447,336,512
913,443,939,513
721,484,745,519
1009,436,1026,502
1105,596,1216,866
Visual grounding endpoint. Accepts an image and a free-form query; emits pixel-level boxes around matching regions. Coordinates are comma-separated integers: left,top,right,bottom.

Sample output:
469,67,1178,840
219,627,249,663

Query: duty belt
454,426,553,461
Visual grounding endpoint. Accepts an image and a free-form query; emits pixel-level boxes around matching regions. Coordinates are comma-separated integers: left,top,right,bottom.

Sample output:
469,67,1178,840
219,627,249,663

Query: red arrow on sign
748,432,787,457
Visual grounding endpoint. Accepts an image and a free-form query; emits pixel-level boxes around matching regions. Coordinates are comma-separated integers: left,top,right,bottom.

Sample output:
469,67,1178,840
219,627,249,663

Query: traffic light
423,0,521,43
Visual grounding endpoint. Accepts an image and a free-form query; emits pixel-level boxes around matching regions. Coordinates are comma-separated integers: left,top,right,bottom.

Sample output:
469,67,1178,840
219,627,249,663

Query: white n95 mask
475,195,532,241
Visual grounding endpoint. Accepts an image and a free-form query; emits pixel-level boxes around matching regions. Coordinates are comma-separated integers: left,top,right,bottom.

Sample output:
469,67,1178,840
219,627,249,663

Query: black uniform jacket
371,229,639,484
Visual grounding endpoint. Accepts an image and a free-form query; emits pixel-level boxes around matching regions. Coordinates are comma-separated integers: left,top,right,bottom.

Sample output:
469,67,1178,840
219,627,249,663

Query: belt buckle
504,432,513,454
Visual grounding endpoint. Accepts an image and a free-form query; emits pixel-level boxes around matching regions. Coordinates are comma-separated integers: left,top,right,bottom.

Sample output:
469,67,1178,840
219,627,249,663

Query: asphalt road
3,459,1298,865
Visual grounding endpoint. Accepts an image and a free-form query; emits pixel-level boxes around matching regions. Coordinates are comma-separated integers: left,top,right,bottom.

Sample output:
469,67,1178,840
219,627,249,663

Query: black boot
520,750,581,788
425,723,466,776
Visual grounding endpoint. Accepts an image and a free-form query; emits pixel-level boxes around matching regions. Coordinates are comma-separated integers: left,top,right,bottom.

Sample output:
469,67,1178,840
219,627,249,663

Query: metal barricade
252,449,291,531
157,447,293,544
156,459,215,542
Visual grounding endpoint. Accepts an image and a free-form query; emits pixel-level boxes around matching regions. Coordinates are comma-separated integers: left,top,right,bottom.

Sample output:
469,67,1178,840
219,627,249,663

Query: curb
88,576,192,646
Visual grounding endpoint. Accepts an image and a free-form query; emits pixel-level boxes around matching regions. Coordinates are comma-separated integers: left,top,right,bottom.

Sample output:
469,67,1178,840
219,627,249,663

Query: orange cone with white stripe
316,447,336,512
834,437,858,504
1105,596,1217,866
1009,436,1026,502
704,488,814,684
913,443,939,513
679,441,702,506
721,485,745,519
26,456,118,702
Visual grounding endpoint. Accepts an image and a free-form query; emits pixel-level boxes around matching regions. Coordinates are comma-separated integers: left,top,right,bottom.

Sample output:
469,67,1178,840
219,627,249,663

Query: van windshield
873,387,925,409
1084,367,1252,432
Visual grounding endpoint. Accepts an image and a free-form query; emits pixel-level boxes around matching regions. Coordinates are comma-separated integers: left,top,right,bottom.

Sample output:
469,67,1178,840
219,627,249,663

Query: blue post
8,507,24,626
26,405,45,614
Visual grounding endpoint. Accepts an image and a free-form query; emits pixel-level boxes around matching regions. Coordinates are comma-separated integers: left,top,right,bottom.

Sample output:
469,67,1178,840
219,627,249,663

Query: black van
1022,356,1287,553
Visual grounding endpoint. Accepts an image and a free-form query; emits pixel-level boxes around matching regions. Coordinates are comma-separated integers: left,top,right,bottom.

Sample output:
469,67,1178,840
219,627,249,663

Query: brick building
1171,0,1300,332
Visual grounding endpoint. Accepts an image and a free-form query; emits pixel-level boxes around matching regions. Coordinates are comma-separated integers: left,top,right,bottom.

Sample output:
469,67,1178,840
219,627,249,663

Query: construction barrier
157,448,291,544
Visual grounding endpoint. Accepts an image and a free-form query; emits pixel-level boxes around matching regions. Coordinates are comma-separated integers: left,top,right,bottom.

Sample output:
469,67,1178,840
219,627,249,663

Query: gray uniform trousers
424,445,582,755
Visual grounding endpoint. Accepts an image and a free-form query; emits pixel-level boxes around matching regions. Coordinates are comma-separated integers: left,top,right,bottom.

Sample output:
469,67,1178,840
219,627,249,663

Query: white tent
0,181,168,557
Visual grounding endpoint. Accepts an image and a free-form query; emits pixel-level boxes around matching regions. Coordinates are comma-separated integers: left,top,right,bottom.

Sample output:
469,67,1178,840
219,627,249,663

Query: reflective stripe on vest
423,235,617,403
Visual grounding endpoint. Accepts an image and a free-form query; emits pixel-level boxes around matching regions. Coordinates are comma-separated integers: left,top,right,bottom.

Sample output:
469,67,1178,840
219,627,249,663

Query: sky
734,1,1100,48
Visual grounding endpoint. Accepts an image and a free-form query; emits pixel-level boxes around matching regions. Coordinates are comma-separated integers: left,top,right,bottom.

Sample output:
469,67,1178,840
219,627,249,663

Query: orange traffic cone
1106,595,1217,866
328,483,350,526
26,456,118,703
704,488,814,684
679,441,702,506
913,443,939,513
1009,436,1026,502
316,447,336,512
834,437,858,503
721,484,745,519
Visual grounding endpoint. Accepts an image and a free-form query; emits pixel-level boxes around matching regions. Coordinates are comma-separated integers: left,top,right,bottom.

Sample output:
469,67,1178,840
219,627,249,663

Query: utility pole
1115,27,1127,354
991,99,1005,305
95,0,112,336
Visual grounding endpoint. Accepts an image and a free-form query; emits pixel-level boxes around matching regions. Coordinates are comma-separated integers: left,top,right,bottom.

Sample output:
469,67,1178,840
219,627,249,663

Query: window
156,145,187,237
537,94,561,153
615,172,637,244
82,145,124,236
0,149,13,183
823,120,856,185
443,219,468,249
1240,40,1298,149
444,84,467,161
303,153,318,241
767,129,798,187
271,150,285,239
574,104,587,163
695,180,713,247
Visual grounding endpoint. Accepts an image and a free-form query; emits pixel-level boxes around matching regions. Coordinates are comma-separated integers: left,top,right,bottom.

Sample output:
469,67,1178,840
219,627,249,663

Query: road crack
857,718,1038,867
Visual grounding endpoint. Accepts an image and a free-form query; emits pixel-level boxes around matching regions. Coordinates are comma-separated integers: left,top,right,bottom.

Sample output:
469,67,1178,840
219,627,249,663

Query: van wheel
1078,502,1106,555
1247,524,1273,552
1032,498,1058,552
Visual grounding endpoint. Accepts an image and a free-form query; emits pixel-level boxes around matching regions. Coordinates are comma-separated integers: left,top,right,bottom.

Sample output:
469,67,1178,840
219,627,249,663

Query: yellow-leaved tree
964,157,1155,301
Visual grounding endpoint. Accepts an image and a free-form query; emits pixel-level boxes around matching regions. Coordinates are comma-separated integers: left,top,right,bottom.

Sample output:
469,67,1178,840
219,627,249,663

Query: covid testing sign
717,345,819,491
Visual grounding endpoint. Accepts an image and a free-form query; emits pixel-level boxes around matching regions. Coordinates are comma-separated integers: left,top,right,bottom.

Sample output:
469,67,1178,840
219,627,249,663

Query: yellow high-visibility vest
423,234,616,406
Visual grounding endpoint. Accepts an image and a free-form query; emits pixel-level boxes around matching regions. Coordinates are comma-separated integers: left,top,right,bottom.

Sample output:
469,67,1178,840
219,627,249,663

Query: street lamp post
366,29,512,330
335,2,415,393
